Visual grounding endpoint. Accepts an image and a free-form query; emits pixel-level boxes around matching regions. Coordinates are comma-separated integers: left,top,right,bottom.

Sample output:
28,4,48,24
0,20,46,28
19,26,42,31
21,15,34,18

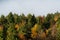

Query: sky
0,0,60,16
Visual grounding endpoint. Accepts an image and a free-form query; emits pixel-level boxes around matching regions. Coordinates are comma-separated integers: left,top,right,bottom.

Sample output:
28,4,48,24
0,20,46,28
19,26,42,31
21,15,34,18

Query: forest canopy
0,12,60,40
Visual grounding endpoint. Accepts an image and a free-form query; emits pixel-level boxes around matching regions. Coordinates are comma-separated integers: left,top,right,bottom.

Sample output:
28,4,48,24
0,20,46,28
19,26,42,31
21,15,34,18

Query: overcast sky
0,0,60,16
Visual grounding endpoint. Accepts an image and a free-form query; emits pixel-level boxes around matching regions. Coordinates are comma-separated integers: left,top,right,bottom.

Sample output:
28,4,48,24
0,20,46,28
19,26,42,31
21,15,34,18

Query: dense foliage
0,12,60,40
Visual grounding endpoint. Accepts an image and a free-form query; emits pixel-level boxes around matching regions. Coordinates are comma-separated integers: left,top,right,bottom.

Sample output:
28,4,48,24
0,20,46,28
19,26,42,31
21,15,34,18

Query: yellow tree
31,24,42,39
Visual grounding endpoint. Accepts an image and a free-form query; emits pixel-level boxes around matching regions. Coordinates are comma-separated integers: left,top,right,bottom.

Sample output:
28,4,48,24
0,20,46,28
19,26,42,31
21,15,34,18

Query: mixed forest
0,12,60,40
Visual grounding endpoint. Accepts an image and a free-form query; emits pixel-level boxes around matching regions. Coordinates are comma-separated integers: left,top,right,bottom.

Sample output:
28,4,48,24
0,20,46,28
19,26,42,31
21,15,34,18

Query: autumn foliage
0,12,60,40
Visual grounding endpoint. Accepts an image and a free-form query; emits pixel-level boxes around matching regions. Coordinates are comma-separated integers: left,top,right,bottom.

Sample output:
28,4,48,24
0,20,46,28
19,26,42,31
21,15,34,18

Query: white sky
0,0,60,16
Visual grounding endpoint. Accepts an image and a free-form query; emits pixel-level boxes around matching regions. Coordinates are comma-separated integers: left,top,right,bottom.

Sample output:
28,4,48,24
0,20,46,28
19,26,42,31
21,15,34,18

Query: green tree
14,14,21,24
27,14,37,27
6,12,14,23
0,15,7,24
46,13,54,22
6,23,16,40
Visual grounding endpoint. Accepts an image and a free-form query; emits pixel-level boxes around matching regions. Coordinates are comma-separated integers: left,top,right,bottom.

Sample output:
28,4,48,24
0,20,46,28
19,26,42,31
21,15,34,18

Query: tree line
0,12,60,40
